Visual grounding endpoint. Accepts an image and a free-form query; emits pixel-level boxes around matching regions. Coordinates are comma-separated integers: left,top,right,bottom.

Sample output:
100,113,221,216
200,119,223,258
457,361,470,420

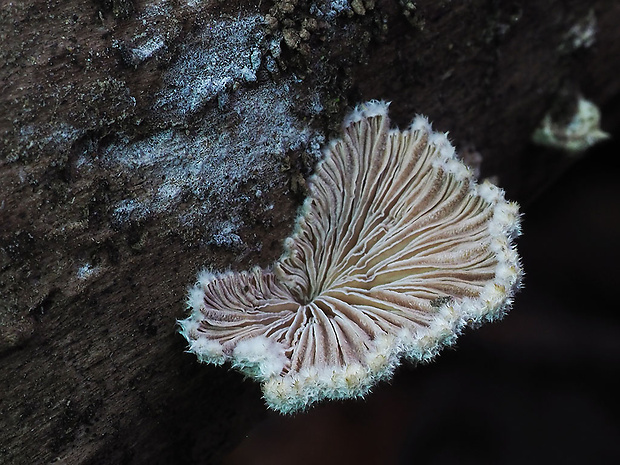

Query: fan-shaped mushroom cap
179,101,522,413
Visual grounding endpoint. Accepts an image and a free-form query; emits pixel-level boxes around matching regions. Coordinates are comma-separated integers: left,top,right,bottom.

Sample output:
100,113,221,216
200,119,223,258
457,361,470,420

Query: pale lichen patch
156,14,266,119
87,78,323,247
76,262,101,281
532,96,609,155
309,0,352,20
560,9,598,54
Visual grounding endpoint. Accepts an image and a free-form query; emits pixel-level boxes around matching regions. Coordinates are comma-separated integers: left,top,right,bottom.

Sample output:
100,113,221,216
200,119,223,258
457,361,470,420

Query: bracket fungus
179,101,522,413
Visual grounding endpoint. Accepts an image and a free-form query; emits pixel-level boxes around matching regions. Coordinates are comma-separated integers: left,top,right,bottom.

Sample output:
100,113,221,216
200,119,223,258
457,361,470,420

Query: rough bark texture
1,1,618,464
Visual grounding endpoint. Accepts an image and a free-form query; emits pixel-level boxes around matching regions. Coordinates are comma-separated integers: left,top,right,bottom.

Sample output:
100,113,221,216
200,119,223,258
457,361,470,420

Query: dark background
224,134,620,464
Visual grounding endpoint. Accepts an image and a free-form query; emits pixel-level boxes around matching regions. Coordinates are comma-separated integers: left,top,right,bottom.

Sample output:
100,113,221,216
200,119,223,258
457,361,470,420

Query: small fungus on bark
179,101,522,413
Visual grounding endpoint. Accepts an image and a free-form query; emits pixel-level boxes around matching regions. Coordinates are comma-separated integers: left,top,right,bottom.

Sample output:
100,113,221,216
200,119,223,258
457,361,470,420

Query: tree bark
1,1,619,463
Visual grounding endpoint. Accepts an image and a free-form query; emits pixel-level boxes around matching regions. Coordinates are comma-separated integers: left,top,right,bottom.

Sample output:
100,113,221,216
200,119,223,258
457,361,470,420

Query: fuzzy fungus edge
179,101,522,414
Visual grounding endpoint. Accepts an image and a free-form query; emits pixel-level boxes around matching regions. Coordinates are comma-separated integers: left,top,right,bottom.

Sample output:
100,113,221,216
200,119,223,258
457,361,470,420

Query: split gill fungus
179,101,522,413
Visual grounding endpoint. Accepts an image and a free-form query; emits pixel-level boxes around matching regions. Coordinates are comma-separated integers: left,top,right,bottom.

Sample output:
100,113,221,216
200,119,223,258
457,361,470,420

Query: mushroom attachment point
179,101,522,413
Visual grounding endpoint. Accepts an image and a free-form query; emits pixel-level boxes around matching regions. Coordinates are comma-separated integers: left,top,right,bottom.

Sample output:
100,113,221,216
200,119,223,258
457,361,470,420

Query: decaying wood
1,1,619,463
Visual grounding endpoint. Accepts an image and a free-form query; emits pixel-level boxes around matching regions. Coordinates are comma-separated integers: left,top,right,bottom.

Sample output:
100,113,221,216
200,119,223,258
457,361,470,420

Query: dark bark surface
1,1,619,464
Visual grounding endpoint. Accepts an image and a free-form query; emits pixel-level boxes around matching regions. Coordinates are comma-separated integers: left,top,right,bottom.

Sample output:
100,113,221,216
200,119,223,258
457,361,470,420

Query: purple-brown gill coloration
179,101,522,413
